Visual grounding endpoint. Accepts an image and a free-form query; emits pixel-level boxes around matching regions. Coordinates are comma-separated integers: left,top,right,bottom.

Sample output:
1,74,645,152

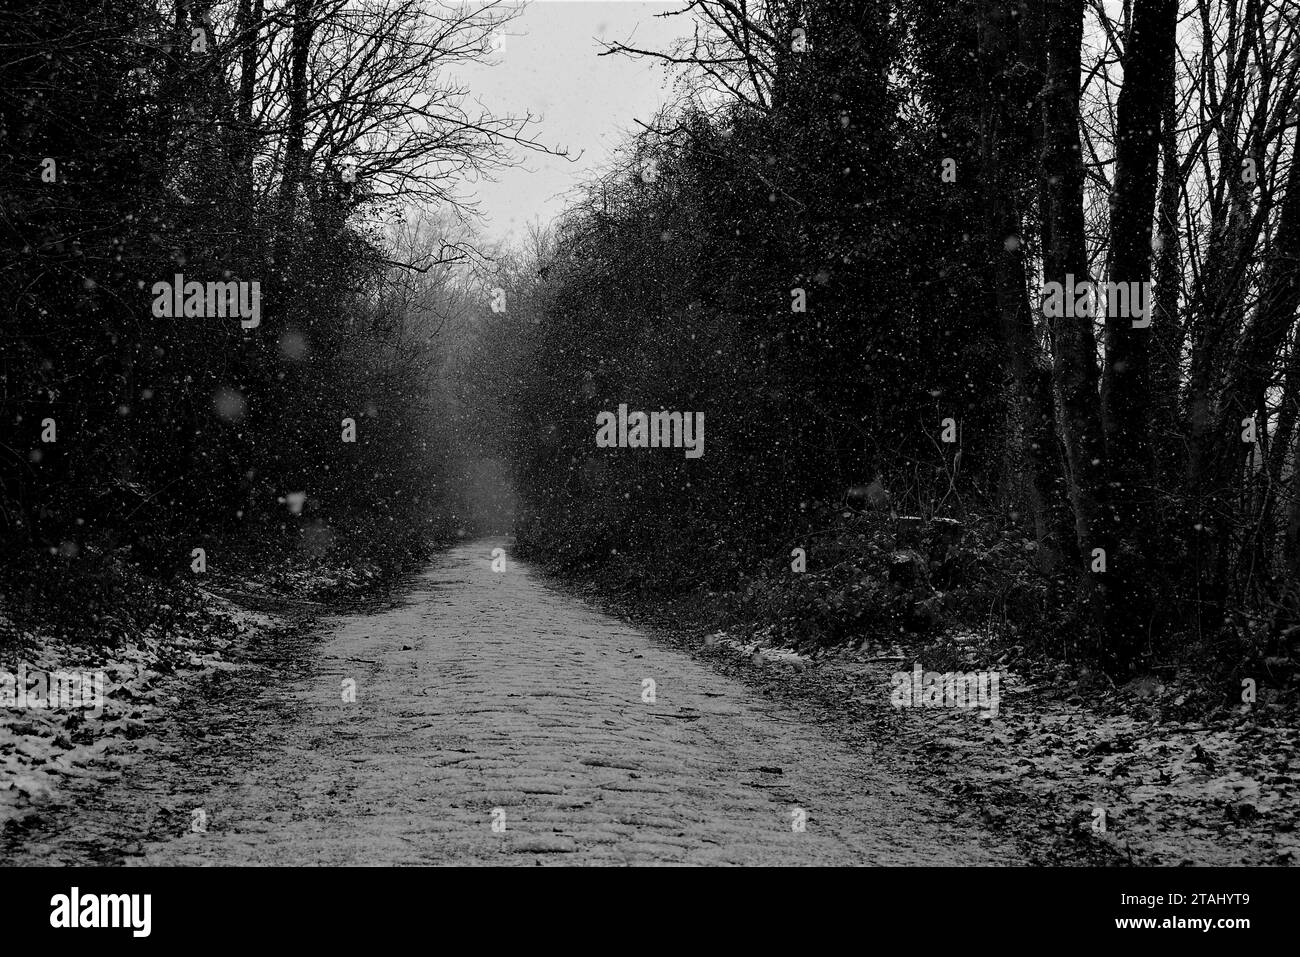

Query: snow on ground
5,545,1295,865
4,543,1017,865
686,628,1300,865
0,594,288,832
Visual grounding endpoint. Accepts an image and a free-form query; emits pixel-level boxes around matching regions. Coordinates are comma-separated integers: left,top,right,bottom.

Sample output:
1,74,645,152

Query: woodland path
4,542,1015,865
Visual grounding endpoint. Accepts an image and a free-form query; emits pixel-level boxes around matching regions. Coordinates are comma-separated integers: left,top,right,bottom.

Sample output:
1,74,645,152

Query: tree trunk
1099,0,1178,666
277,0,316,240
1249,138,1300,591
1041,0,1111,634
152,0,191,187
235,0,265,198
1151,60,1185,480
979,0,1074,569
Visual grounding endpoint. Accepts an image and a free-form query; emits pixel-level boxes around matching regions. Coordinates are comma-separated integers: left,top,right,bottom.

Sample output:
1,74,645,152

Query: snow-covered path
9,542,1016,865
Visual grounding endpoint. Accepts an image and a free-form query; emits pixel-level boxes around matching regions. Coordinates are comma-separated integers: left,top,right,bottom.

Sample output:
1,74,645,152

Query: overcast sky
450,1,690,246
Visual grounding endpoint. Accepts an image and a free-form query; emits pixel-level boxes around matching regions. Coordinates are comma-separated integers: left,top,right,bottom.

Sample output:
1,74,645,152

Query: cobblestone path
4,542,1016,865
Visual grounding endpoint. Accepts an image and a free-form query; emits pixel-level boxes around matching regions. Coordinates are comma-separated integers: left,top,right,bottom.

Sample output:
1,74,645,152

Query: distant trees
463,1,1002,590
472,0,1300,675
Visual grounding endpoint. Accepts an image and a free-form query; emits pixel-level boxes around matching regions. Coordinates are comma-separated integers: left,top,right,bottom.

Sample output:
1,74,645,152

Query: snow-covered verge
0,525,446,837
566,579,1300,867
776,636,1300,867
219,555,384,600
0,528,448,840
704,630,813,670
0,588,287,833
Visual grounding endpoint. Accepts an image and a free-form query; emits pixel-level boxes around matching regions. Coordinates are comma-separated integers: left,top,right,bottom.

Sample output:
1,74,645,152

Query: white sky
450,1,690,246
